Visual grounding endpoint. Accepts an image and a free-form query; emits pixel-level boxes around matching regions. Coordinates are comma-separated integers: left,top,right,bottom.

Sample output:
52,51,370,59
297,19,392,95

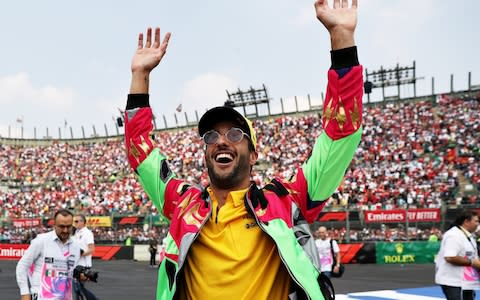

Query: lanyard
54,239,72,275
457,226,477,255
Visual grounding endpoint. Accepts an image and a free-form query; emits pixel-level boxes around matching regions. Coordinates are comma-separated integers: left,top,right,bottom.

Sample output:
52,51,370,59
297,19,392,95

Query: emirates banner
364,209,441,223
0,244,29,259
0,244,133,260
12,218,42,228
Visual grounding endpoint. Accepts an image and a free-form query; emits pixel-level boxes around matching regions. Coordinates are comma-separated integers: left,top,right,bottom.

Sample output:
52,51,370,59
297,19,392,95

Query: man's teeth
216,153,233,161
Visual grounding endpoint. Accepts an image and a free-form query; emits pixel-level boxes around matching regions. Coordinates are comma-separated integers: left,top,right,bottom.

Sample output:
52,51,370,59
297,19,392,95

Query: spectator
315,226,342,278
435,210,480,300
16,209,82,300
72,213,98,300
148,233,158,267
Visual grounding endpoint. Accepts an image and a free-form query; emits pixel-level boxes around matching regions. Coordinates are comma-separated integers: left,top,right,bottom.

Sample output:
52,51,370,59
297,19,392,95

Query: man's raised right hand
130,27,171,94
131,27,171,74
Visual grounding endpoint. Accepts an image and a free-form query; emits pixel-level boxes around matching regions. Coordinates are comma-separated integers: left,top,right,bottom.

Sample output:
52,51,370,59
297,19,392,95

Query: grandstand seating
0,92,478,243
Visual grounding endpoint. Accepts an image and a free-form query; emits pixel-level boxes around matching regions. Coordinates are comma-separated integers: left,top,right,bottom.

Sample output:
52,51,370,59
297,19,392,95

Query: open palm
315,0,357,33
131,27,171,74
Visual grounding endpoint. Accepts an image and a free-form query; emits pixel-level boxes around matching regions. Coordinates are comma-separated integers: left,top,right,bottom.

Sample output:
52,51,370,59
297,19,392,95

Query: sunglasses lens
226,128,244,143
203,131,219,144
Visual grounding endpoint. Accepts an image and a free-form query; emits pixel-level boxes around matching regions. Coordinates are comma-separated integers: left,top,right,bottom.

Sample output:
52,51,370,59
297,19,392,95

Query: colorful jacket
124,46,363,300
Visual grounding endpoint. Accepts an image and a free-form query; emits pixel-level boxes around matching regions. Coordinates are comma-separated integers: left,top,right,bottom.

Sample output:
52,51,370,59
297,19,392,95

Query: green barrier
144,214,169,226
376,241,440,264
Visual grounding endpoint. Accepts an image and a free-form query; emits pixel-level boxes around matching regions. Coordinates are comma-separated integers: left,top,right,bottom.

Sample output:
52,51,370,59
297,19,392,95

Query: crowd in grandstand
0,223,442,245
0,92,478,242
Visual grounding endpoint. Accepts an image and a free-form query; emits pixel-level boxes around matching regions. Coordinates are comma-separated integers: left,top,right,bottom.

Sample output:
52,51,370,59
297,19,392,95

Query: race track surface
1,260,439,299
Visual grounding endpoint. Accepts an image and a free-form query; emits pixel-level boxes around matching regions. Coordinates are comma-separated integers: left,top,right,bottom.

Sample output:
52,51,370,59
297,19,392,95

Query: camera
73,265,99,283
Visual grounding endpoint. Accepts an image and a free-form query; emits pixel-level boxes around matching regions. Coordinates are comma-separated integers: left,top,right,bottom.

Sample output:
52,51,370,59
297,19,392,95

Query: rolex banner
376,241,440,264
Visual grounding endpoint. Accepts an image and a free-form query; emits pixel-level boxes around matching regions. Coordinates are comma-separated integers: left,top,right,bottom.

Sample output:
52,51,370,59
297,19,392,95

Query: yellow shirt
178,187,290,300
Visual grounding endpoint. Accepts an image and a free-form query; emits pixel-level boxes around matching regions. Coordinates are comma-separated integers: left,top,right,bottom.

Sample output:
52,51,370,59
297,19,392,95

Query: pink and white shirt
16,230,82,300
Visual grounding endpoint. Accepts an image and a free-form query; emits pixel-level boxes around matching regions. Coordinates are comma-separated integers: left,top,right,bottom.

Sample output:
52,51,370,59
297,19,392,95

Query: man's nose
216,133,229,144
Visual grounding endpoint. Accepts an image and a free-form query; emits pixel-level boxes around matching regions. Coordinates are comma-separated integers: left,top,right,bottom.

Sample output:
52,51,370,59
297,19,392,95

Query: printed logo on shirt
45,257,54,263
41,264,72,300
57,271,69,278
45,269,56,277
53,259,68,269
45,269,69,278
67,256,76,268
464,266,480,282
243,214,257,229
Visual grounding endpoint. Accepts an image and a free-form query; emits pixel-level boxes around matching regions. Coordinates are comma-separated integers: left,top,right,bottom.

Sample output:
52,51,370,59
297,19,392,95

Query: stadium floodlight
225,84,271,118
364,61,419,103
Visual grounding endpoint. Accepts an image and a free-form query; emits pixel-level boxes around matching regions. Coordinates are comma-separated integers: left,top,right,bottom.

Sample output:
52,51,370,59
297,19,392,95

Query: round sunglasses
202,127,249,145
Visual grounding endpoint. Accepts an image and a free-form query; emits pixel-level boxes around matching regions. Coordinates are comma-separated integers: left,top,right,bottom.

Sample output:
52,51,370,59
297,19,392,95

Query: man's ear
250,151,258,166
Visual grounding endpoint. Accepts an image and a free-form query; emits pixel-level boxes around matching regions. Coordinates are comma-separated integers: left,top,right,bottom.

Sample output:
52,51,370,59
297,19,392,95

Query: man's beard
56,231,70,243
206,152,251,189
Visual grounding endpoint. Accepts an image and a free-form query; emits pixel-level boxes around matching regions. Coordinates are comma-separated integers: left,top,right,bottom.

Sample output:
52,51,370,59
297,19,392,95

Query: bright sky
0,0,478,139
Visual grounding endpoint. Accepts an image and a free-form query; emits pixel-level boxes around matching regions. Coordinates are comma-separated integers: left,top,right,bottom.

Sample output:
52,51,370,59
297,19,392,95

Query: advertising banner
12,218,42,228
0,244,29,259
364,209,441,223
407,209,441,222
317,211,361,222
339,243,376,264
113,216,145,225
0,244,133,260
145,215,170,226
318,212,347,222
86,216,112,227
376,241,440,264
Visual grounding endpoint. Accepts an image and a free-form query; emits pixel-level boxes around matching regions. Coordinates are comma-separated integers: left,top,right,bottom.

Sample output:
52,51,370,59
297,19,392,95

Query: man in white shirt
16,209,82,300
73,215,95,268
435,210,480,300
72,214,98,300
315,226,341,278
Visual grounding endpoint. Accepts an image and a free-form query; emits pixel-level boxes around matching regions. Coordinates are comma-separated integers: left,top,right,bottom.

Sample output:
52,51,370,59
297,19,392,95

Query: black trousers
150,250,157,265
73,278,99,300
440,285,475,300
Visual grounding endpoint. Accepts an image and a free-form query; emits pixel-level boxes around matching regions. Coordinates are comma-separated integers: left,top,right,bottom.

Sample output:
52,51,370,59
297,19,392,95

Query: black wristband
330,46,359,69
126,94,150,110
